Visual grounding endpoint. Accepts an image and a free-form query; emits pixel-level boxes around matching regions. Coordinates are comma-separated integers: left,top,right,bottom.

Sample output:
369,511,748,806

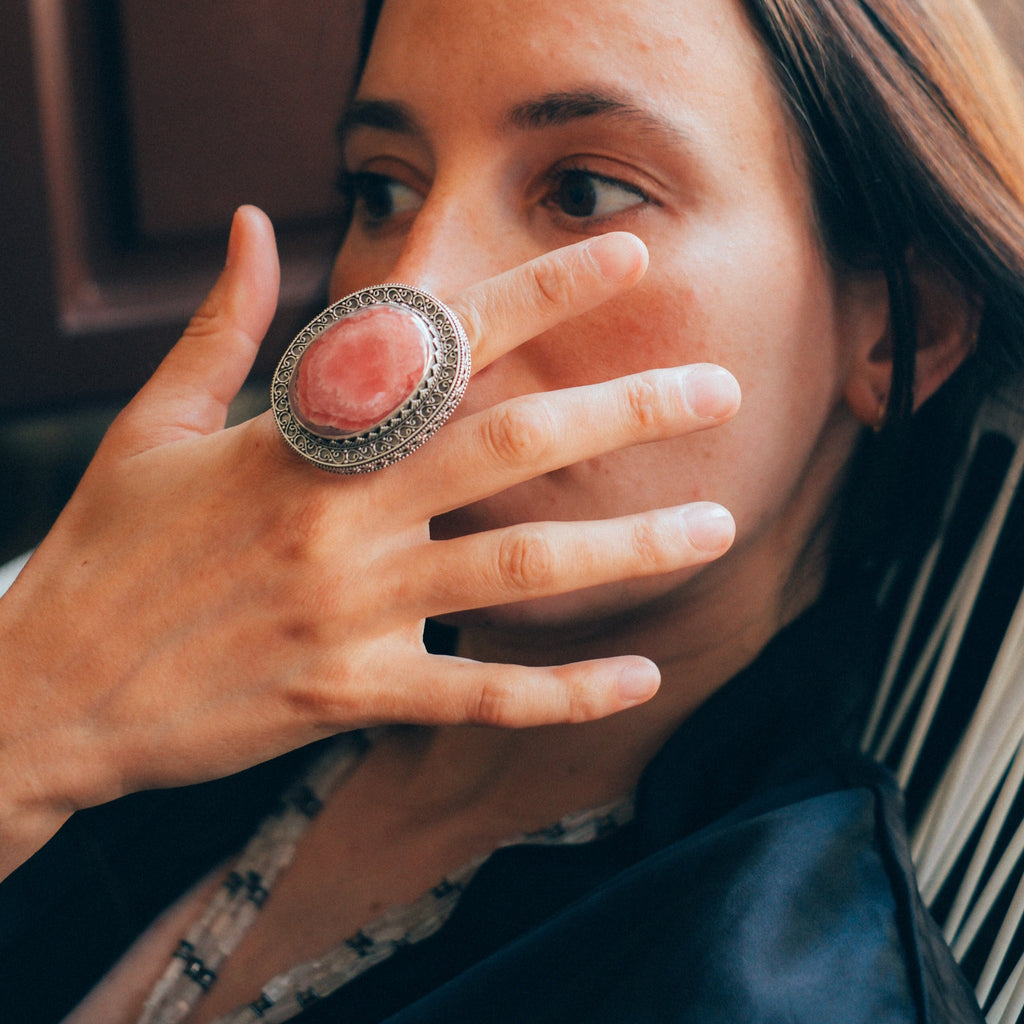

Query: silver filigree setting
272,284,471,473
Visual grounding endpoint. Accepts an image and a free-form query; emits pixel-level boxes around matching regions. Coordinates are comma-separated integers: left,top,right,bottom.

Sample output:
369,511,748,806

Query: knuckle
565,693,595,724
481,401,552,466
621,375,665,432
280,647,379,728
470,679,515,726
453,301,485,352
284,677,349,726
526,256,574,313
629,516,674,571
267,493,334,567
496,528,558,594
556,666,603,723
279,615,321,646
183,298,225,341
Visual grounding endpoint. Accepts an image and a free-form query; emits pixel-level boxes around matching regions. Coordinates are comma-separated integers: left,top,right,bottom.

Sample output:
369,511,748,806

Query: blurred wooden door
1,0,365,412
4,0,1023,414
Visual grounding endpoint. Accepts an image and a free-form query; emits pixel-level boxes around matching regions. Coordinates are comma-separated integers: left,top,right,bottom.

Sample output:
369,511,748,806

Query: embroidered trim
136,731,633,1024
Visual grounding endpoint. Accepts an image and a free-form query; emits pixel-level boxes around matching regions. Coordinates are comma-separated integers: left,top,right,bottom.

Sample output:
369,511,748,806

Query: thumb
118,205,281,449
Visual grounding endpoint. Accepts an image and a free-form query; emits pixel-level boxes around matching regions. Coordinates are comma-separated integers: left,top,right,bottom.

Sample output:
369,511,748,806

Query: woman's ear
843,255,980,428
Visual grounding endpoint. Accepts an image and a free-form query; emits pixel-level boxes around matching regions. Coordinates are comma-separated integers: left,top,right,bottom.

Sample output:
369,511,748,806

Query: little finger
366,653,663,727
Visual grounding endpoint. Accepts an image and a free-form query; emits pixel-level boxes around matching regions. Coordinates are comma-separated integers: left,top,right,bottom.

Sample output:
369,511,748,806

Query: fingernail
616,659,660,704
678,502,734,552
226,207,244,268
585,233,648,283
681,365,740,420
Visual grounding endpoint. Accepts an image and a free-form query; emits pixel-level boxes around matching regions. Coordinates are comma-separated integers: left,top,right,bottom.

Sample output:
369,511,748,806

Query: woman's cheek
534,281,713,393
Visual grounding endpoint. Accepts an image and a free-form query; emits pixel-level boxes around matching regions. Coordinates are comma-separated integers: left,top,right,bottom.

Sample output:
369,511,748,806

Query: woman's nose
387,190,524,300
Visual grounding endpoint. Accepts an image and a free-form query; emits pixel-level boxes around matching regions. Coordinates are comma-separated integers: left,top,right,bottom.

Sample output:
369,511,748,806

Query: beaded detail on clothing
136,732,634,1024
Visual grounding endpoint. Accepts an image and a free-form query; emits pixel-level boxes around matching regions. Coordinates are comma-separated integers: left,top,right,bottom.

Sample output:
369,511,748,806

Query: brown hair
743,0,1024,422
729,0,1024,582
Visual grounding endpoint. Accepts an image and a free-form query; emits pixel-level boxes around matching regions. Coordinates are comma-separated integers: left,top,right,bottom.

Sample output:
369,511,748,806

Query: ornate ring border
271,284,471,474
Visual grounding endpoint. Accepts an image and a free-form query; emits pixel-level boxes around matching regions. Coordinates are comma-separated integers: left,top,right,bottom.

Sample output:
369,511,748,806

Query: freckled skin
331,0,888,635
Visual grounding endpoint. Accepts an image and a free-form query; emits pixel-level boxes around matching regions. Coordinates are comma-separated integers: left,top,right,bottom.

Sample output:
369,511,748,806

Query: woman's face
330,0,883,629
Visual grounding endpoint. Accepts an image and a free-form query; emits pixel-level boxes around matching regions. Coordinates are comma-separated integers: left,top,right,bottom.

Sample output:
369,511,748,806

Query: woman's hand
0,206,739,877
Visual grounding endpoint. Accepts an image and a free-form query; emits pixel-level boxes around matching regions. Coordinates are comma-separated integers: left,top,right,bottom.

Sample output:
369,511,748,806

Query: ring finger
401,502,736,619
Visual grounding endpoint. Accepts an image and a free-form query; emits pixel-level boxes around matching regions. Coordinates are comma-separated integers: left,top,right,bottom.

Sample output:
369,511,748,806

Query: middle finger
401,363,741,520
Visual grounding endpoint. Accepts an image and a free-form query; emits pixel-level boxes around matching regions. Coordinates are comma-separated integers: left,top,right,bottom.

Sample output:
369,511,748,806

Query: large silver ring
272,284,471,473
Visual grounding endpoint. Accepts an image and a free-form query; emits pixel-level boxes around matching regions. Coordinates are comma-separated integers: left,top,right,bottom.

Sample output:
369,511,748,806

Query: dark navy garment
0,589,983,1023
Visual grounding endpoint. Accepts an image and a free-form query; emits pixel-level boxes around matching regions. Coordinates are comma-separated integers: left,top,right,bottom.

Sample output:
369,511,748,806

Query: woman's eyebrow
337,90,692,149
502,88,692,145
337,99,421,148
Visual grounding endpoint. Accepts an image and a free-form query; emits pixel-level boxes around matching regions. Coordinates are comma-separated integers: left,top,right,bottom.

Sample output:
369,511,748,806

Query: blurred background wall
1,0,366,561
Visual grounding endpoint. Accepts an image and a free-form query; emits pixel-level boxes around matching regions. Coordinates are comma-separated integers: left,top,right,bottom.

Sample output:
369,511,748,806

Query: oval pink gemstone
291,305,431,437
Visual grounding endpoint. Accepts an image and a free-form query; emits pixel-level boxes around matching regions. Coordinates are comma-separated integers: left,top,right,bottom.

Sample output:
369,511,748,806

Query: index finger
449,232,648,372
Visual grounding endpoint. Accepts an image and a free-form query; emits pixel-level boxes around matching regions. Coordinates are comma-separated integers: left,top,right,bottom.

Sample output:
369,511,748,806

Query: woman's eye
547,169,647,221
342,172,423,224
